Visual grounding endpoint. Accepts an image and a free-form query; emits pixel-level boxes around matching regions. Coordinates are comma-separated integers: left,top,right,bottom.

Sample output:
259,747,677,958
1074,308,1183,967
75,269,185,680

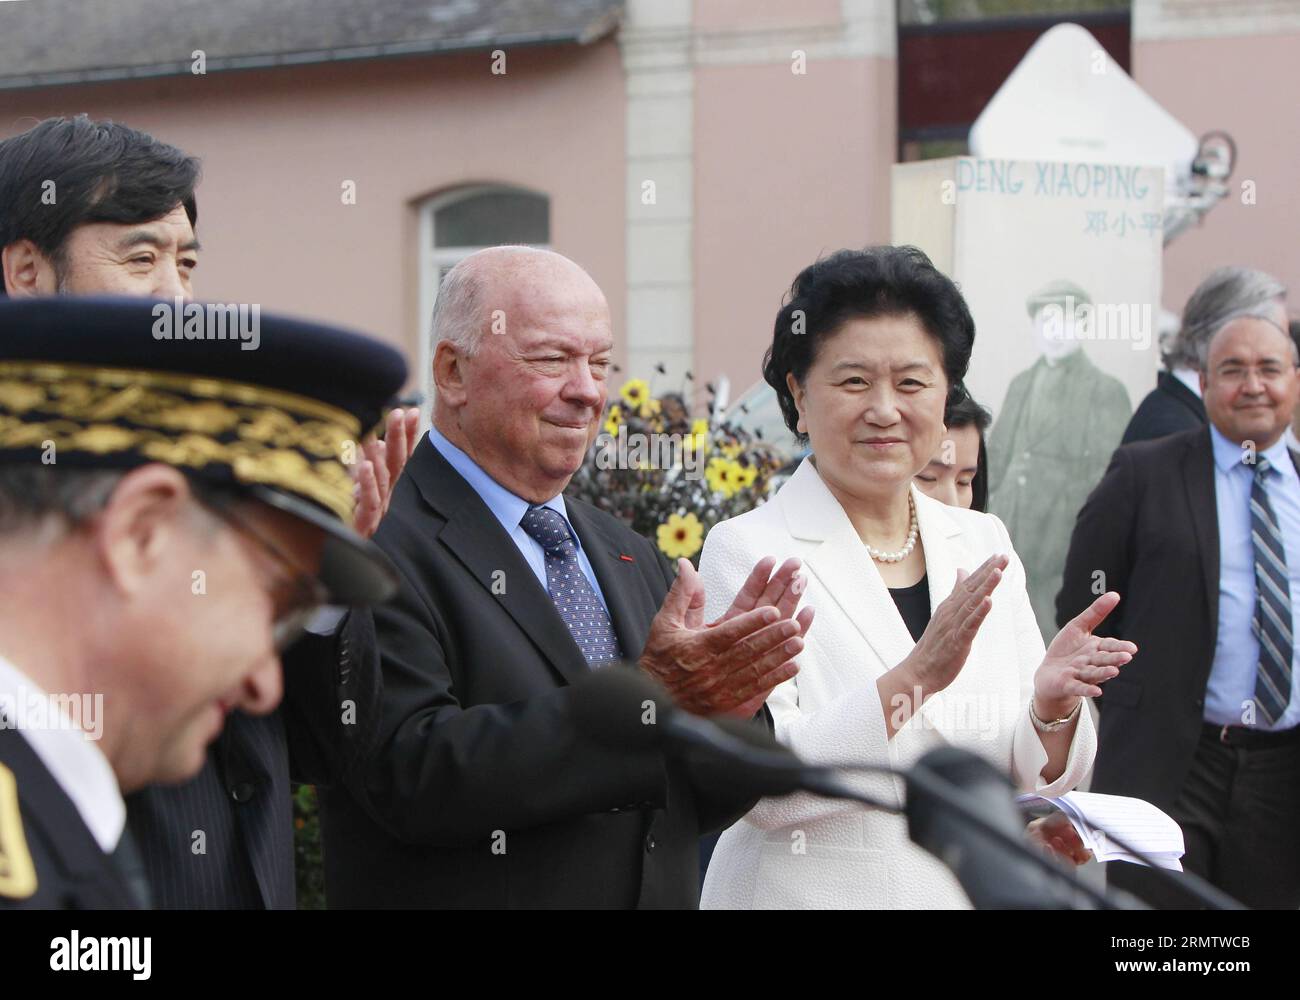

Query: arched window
417,185,551,409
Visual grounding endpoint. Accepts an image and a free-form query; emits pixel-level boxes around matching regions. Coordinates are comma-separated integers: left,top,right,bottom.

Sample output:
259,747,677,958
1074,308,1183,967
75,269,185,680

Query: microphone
663,709,876,803
905,747,1122,909
570,668,885,805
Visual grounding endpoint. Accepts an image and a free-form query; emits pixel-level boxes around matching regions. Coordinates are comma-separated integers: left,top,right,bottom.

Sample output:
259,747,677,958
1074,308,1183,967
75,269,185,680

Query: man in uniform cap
988,279,1132,640
0,295,406,908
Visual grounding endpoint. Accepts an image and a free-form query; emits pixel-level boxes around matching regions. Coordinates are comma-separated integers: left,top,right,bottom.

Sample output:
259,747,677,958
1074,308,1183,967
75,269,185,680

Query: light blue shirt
1206,425,1300,730
428,426,610,612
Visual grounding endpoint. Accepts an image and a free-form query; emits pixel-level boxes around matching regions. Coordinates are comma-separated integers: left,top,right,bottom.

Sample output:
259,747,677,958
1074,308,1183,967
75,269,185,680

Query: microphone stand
667,713,1120,907
825,759,1243,910
667,713,1241,908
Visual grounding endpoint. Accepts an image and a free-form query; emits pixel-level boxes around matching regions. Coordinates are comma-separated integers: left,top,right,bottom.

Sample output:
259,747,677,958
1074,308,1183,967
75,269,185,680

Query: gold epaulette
0,763,37,900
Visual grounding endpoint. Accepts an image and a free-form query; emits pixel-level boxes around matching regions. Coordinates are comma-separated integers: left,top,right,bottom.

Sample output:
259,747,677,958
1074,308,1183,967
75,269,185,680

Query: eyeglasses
1212,363,1296,387
201,495,330,651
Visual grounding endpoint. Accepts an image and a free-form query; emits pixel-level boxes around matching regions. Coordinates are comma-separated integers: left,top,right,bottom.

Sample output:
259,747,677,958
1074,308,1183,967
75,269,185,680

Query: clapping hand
898,554,1007,697
1034,591,1135,717
639,556,814,718
353,407,421,539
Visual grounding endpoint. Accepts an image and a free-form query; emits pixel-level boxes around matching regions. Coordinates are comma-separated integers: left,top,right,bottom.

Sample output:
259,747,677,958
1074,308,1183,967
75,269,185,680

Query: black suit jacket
1120,371,1206,446
1056,427,1299,809
320,438,758,908
125,619,380,909
0,728,135,909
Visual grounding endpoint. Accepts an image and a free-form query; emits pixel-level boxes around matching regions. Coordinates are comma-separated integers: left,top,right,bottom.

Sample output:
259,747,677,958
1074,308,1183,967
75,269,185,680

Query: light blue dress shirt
1206,425,1300,730
427,426,610,612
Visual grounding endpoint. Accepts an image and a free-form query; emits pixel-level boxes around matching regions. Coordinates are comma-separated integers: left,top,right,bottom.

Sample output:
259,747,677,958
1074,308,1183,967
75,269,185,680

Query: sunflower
685,418,709,456
603,404,622,437
619,378,651,409
656,512,704,559
705,457,743,498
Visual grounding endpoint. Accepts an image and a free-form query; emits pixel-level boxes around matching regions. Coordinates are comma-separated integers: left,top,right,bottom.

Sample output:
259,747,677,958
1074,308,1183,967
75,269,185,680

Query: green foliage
293,784,326,910
566,378,783,565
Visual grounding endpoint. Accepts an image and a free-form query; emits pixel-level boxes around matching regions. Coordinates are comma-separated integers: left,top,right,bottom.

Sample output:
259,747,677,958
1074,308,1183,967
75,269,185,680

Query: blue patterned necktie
1250,456,1293,725
519,505,623,666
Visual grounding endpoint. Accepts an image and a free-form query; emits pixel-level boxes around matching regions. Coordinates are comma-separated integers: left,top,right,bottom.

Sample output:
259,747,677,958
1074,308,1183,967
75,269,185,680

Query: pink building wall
0,41,628,394
693,55,896,394
1134,31,1300,316
693,0,844,31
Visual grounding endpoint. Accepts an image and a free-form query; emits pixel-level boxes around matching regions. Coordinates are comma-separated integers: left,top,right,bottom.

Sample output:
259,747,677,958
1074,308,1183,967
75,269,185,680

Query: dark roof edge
0,13,623,93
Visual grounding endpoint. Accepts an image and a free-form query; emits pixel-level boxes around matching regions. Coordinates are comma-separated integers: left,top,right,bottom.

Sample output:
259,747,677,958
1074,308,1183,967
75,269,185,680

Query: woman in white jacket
699,246,1135,909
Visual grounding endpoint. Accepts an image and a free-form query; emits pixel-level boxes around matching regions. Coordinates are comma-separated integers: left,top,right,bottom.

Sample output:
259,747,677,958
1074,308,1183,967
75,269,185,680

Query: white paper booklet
1017,791,1185,870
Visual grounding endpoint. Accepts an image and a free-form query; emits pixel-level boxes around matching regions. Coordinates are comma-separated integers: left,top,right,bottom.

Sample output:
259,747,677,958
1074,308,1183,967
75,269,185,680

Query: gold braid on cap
0,361,364,521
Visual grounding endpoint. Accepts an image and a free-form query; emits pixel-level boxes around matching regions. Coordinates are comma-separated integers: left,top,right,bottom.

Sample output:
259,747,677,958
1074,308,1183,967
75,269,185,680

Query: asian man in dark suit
320,246,813,908
1058,314,1300,909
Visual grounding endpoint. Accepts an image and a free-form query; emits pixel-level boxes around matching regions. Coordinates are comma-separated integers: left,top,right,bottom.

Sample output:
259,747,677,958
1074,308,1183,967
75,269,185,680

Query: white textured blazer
699,457,1096,909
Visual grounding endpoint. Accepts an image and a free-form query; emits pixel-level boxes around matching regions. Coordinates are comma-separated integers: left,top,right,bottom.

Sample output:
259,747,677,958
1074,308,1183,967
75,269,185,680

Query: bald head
430,246,613,502
431,246,604,357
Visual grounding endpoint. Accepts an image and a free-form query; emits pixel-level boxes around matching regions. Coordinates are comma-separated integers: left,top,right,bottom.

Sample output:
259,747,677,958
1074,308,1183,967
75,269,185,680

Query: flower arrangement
566,372,784,564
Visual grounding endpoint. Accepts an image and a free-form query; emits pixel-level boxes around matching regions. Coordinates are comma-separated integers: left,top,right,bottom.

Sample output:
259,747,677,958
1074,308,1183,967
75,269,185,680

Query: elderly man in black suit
1059,311,1300,908
1121,266,1287,446
320,245,813,908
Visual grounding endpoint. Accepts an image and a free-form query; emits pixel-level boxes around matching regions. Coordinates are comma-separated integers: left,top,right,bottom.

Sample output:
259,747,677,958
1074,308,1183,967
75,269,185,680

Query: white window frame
416,184,551,423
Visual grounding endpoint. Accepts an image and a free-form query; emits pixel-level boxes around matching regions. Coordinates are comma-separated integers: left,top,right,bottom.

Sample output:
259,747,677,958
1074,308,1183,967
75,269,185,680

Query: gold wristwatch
1029,697,1081,732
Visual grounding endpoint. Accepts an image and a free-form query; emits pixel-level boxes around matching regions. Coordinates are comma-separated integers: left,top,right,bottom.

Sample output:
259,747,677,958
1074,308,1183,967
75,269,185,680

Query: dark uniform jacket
0,727,135,909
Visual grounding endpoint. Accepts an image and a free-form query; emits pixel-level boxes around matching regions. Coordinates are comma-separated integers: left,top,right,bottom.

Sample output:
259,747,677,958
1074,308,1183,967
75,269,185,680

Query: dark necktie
1250,456,1293,725
519,505,622,666
111,825,153,908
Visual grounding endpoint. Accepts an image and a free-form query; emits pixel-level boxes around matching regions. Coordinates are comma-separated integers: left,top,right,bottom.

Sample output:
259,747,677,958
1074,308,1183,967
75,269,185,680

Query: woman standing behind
915,392,992,512
699,247,1133,909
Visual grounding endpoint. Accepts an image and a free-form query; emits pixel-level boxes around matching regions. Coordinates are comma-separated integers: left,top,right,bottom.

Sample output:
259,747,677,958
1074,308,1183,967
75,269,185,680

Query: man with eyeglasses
1058,309,1300,909
0,296,406,909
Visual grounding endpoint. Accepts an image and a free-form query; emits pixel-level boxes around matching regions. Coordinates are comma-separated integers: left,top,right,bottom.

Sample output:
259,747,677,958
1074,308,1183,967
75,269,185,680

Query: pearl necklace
866,492,919,563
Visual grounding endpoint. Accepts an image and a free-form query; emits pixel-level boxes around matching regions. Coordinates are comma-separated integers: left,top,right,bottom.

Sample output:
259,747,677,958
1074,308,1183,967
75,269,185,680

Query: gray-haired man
1122,266,1288,445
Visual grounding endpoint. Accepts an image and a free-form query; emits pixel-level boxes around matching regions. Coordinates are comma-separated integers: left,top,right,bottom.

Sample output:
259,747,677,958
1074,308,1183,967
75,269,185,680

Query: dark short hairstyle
945,388,991,433
762,246,976,443
0,466,233,538
0,115,200,297
943,389,992,514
